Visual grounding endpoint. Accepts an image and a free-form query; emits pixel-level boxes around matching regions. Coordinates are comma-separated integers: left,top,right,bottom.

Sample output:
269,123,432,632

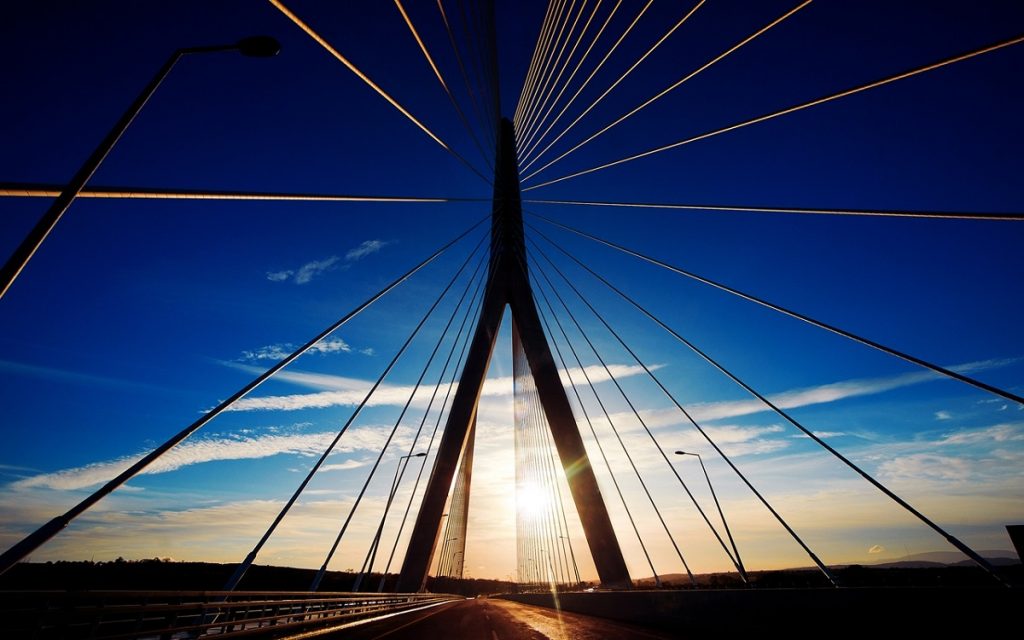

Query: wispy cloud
790,430,849,439
225,363,657,412
10,426,414,492
267,255,341,285
935,410,952,420
239,338,358,362
320,458,372,472
267,240,392,285
266,270,293,282
935,423,1024,447
681,357,1016,424
877,453,973,482
345,240,392,262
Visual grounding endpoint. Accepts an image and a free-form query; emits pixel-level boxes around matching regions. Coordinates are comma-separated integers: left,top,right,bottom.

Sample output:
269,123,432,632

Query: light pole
559,534,581,584
0,35,281,301
441,538,459,577
674,450,745,578
352,452,426,591
453,549,464,578
0,44,301,570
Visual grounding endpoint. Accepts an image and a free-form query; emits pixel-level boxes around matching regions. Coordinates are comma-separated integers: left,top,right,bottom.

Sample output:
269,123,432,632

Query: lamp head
236,35,282,57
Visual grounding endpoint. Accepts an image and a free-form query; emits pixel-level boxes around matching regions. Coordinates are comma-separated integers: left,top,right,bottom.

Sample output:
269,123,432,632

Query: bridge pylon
396,118,632,592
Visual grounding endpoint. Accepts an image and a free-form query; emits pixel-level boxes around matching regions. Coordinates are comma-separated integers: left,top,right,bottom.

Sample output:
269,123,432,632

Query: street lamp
674,450,744,575
0,36,281,301
352,452,427,591
390,452,428,499
439,536,458,577
558,534,581,585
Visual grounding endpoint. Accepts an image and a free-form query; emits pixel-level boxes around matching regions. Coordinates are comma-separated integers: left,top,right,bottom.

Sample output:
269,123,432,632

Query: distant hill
635,550,1020,587
862,550,1019,567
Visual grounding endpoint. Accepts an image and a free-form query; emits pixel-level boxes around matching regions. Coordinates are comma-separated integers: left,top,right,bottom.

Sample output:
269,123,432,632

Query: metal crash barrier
0,590,462,639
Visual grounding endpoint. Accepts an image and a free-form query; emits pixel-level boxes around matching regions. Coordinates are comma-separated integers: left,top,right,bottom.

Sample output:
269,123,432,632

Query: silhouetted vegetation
2,558,1018,593
1,559,373,592
635,562,1022,588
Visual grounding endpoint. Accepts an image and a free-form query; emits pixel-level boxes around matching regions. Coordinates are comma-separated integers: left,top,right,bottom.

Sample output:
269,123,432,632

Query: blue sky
1,1,1023,582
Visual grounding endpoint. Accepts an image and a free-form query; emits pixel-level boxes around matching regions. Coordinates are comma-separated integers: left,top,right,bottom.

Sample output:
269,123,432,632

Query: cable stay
446,0,497,149
516,0,623,166
0,182,487,204
468,0,503,142
530,212,1024,406
0,215,488,578
514,0,561,127
520,0,706,173
523,32,1024,191
510,254,698,585
370,234,501,589
468,0,503,145
377,278,483,589
523,253,664,586
269,0,491,185
308,237,490,591
521,0,810,182
523,197,1024,221
527,221,1009,587
352,249,491,591
437,0,498,153
377,235,507,588
517,0,579,138
519,0,654,171
223,231,488,592
393,0,494,171
515,0,571,132
517,0,595,149
528,248,748,582
525,228,835,584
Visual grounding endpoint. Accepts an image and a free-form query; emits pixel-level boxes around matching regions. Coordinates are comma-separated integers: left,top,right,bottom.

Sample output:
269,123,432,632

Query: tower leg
395,290,504,592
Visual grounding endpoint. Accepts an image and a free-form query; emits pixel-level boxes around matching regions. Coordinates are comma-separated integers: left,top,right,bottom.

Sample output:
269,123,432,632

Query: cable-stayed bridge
1,1,1022,637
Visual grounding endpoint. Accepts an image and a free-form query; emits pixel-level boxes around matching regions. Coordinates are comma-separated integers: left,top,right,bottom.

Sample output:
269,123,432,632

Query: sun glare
516,482,550,520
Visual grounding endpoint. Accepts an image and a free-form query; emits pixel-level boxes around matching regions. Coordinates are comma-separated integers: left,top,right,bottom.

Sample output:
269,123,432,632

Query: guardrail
0,590,463,639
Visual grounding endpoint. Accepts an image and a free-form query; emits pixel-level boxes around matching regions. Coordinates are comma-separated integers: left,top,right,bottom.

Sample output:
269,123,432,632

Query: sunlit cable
514,0,560,126
522,0,809,182
0,183,484,204
517,0,653,170
516,1,621,165
518,0,594,147
524,33,1024,191
394,0,493,169
521,0,705,169
523,197,1024,220
529,211,1024,406
517,0,578,135
528,221,1008,587
269,0,490,183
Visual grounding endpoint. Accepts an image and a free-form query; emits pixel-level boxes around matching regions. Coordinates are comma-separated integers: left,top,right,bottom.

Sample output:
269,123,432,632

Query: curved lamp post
0,36,281,301
352,452,427,591
674,450,745,577
0,36,280,577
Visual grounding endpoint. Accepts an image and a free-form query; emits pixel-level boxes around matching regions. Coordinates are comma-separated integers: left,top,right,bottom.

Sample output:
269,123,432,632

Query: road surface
328,597,674,640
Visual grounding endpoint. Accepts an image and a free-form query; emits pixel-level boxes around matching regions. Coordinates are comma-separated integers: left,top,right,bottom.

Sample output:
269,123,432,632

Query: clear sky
1,1,1023,583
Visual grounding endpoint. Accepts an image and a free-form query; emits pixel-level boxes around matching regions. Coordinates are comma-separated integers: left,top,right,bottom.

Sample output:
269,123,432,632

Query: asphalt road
329,597,675,640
